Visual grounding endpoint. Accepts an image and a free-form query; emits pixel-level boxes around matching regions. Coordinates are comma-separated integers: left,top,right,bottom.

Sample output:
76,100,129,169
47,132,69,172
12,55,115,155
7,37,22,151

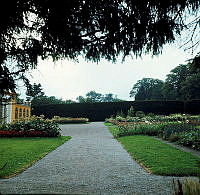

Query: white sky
19,45,189,101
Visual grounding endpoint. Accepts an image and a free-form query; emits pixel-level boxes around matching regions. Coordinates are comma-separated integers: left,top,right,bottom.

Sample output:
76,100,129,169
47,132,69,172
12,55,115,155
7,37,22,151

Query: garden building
0,92,31,123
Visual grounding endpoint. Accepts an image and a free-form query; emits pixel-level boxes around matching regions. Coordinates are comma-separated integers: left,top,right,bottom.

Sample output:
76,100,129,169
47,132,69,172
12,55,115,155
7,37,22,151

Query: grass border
0,136,71,178
105,122,200,176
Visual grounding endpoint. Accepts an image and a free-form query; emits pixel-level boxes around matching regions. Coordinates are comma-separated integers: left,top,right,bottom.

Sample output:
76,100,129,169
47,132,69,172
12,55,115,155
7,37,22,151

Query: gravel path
0,122,185,194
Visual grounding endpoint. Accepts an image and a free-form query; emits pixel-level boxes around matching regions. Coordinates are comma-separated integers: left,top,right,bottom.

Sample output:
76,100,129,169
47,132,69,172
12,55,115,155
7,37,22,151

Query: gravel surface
0,122,190,194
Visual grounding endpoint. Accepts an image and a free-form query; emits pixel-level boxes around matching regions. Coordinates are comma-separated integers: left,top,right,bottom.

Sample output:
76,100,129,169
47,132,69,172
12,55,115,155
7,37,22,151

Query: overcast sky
19,44,190,101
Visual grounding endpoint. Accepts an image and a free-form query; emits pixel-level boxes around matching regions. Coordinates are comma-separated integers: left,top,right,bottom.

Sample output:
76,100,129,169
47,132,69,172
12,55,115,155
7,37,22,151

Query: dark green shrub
147,113,155,117
177,130,200,150
127,106,135,117
168,133,181,142
116,110,125,118
163,123,197,140
135,111,145,118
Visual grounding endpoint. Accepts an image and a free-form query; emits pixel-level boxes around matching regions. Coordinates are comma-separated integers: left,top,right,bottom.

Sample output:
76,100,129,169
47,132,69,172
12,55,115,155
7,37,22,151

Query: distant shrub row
32,100,200,121
51,116,89,124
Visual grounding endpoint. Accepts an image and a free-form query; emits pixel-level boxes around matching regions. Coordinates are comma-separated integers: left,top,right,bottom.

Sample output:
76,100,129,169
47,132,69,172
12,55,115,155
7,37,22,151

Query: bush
147,113,155,117
168,133,180,142
0,116,61,137
177,130,200,150
116,110,125,118
163,123,197,140
127,106,135,117
135,111,145,118
116,122,166,137
52,116,89,124
126,116,141,122
115,116,126,122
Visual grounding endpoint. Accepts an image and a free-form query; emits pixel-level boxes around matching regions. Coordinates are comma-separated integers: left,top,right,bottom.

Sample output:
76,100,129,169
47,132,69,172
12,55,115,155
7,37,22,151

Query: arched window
15,108,18,119
23,108,26,118
19,108,22,118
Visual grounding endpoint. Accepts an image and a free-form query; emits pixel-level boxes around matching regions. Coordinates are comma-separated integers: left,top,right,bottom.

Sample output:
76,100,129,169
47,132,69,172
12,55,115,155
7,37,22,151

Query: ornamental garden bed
105,110,200,177
0,115,61,137
51,116,89,124
105,112,200,151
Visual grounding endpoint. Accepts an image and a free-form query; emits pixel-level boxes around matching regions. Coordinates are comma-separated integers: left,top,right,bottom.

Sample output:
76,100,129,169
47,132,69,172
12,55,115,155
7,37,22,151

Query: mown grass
0,136,71,178
118,135,200,176
105,123,200,176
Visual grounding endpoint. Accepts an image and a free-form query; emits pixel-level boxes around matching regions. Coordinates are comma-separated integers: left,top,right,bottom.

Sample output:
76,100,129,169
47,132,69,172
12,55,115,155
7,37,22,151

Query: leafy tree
76,91,123,103
130,78,164,100
25,82,65,106
102,93,123,102
86,91,103,103
26,83,45,101
76,96,87,103
1,0,200,93
102,94,114,102
31,96,65,107
162,64,190,100
180,73,200,100
16,94,24,104
65,99,76,104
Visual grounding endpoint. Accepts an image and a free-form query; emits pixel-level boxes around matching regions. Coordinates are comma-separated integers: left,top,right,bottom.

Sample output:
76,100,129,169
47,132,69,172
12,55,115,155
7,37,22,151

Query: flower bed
0,116,61,137
0,130,48,137
51,116,89,124
106,113,200,150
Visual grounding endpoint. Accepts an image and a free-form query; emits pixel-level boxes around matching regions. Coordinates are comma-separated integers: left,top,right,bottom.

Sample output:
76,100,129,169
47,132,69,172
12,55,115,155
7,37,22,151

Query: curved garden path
0,122,184,194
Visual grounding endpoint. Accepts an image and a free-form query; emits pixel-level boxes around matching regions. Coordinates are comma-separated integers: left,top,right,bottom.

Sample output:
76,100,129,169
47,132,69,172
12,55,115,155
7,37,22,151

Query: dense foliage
130,63,200,100
130,78,164,100
76,91,123,103
1,0,200,93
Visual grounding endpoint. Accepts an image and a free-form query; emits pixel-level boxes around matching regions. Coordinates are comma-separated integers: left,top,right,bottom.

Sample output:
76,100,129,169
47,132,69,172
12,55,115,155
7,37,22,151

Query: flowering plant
0,116,61,137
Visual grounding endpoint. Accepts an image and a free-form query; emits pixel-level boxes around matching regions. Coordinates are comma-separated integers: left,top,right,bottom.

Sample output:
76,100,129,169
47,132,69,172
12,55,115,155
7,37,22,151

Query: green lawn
105,123,200,176
118,135,200,176
0,136,71,178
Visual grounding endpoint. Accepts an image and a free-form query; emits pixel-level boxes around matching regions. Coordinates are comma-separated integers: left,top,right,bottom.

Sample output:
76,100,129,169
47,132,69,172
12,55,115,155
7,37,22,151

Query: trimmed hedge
32,100,191,121
184,100,200,115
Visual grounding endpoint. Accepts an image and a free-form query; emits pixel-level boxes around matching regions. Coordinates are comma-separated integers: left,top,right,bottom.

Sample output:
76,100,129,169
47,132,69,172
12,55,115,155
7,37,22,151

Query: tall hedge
32,100,189,121
184,100,200,114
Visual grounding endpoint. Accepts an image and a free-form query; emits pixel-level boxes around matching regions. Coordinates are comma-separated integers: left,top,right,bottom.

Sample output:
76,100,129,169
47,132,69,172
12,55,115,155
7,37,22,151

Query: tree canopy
0,0,200,93
162,64,190,100
76,90,123,103
130,78,164,100
130,62,200,100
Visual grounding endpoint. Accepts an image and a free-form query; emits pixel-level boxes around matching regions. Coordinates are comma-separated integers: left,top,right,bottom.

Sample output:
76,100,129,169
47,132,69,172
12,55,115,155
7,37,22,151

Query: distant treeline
32,100,200,121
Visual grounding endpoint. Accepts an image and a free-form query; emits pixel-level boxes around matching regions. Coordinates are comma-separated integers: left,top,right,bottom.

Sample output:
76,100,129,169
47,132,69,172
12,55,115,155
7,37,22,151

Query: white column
6,102,12,123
